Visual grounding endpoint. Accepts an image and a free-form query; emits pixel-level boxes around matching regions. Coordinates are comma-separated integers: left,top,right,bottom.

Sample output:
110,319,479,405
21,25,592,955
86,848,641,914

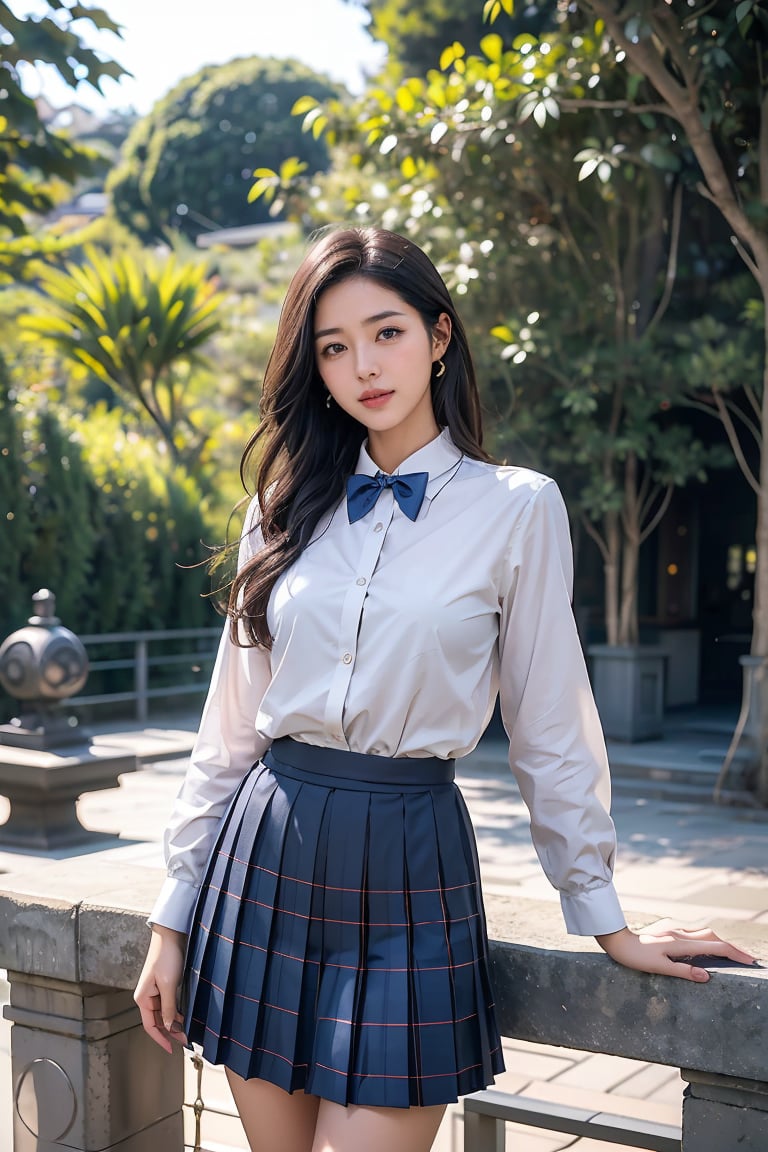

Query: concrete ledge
0,856,764,1075
484,894,767,1083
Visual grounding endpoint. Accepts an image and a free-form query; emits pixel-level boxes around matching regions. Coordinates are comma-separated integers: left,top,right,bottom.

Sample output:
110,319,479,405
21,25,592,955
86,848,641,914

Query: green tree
344,0,534,74
77,406,212,634
0,395,213,641
0,365,33,630
507,0,768,796
20,246,226,466
0,1,126,278
107,56,339,244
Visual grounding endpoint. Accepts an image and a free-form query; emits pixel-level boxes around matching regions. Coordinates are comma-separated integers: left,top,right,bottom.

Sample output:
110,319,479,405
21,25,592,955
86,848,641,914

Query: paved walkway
0,708,765,1151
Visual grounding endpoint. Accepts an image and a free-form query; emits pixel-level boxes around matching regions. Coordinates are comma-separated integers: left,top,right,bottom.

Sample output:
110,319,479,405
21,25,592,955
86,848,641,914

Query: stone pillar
6,973,183,1151
0,856,186,1151
682,1070,768,1152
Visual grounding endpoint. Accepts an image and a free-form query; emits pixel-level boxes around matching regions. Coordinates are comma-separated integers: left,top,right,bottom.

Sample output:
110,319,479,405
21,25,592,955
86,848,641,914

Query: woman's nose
355,350,380,380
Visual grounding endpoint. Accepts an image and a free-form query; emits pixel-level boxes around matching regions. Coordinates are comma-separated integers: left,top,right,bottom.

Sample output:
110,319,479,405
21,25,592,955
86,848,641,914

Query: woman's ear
432,312,452,361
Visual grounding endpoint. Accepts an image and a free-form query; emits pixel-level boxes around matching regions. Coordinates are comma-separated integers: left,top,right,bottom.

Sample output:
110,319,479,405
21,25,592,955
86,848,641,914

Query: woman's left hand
595,925,757,982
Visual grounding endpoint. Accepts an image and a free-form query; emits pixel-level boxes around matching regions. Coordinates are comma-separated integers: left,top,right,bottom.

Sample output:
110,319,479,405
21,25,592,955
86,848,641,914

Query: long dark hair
229,226,493,647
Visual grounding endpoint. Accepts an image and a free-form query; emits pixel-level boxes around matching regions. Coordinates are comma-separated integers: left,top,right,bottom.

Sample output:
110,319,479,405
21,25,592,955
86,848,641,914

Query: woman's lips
360,390,394,408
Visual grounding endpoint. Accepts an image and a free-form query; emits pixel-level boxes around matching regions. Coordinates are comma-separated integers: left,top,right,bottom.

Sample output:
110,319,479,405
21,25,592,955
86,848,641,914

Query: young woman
135,227,753,1152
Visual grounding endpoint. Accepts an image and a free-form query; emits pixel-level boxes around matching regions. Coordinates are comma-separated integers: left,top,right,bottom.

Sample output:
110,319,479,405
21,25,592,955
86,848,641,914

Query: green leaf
483,0,501,24
247,177,277,204
440,44,456,70
291,95,319,116
280,156,308,180
311,114,328,139
396,85,416,112
480,34,504,63
512,33,537,51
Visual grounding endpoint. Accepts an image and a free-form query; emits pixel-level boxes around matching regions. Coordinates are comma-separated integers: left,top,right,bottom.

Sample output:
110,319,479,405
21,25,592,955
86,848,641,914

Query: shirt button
342,652,353,664
356,577,367,586
373,522,384,533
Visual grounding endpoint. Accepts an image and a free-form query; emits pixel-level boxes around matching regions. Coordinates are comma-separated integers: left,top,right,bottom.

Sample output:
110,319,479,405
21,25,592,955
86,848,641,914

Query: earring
325,392,333,409
435,359,446,378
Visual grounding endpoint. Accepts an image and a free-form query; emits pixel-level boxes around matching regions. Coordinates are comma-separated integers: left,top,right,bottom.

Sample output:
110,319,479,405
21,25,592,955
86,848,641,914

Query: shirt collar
353,428,463,485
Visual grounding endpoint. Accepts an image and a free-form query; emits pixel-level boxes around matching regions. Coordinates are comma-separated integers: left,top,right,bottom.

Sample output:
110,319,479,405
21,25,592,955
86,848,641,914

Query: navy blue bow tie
346,470,429,523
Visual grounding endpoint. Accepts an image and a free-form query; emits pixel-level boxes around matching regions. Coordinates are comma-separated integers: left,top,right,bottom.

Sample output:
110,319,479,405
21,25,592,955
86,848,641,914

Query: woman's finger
641,931,757,966
135,987,173,1053
156,972,182,1036
660,958,710,983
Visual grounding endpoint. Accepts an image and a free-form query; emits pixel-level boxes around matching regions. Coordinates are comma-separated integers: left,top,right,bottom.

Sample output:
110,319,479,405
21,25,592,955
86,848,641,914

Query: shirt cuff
560,882,626,936
148,874,200,934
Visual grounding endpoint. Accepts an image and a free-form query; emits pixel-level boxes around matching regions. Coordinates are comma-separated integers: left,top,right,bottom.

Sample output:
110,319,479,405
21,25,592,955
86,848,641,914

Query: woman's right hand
134,924,188,1053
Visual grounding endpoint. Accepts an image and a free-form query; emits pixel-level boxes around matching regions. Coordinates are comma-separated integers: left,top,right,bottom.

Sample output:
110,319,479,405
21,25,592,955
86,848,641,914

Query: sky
22,0,388,113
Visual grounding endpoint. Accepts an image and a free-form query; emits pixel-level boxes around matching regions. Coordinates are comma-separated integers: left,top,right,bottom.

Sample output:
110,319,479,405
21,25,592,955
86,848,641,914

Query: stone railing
0,856,765,1151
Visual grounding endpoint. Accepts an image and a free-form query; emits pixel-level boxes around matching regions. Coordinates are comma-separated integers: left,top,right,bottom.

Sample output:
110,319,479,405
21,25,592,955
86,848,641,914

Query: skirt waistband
264,737,455,788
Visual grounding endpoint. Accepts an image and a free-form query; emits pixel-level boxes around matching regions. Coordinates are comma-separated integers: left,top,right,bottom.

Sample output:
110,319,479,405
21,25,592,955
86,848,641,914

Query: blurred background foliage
107,56,340,244
0,0,763,663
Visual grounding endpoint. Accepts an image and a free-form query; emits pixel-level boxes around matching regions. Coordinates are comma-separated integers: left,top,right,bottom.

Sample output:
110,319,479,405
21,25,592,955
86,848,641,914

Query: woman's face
313,276,451,462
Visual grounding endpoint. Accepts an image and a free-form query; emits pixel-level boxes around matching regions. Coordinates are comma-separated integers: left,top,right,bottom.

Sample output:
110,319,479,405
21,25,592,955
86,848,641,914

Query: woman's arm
149,496,273,934
498,479,625,936
497,479,757,976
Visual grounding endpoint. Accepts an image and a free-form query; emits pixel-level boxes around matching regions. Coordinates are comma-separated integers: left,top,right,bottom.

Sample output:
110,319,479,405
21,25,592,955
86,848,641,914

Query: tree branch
729,229,761,281
638,480,659,530
581,0,768,270
581,512,610,564
650,6,700,93
558,98,672,116
720,396,762,448
759,74,768,206
636,463,653,521
645,180,682,337
712,388,761,495
639,483,674,544
745,383,762,424
683,393,762,448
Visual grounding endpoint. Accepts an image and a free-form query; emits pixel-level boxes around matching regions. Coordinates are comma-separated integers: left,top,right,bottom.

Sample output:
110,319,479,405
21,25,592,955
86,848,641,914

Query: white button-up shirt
151,429,625,938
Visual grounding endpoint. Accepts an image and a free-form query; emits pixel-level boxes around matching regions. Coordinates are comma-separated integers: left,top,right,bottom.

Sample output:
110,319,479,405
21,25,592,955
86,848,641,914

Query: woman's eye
322,342,345,357
379,326,402,341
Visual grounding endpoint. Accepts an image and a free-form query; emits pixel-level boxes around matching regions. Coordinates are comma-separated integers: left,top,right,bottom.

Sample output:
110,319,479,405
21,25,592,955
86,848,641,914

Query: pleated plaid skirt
183,737,504,1108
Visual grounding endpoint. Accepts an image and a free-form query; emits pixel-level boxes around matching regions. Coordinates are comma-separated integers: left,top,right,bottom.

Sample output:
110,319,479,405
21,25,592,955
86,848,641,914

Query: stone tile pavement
0,713,766,1150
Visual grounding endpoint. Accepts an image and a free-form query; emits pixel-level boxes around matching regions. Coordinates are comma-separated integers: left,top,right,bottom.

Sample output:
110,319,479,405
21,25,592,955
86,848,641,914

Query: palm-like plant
22,246,225,464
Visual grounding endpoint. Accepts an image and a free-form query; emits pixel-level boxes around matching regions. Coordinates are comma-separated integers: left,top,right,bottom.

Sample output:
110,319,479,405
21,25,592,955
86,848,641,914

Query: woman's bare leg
226,1070,320,1152
311,1100,446,1152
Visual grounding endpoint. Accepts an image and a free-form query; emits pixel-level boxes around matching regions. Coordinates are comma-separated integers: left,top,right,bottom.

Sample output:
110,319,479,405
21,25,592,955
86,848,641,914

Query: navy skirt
183,738,504,1108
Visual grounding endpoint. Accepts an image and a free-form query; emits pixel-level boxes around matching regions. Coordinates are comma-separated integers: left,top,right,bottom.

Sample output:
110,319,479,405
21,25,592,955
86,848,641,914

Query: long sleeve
498,479,626,936
149,497,273,932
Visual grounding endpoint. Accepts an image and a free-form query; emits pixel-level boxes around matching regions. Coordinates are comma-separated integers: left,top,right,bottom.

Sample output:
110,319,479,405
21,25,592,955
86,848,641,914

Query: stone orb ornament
0,589,89,749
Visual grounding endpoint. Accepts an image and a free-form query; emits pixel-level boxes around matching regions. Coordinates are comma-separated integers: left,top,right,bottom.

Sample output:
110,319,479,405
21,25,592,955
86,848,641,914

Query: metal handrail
73,627,221,722
464,1088,681,1151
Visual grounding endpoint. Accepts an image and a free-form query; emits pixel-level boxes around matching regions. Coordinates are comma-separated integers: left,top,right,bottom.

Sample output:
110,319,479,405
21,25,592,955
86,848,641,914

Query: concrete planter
588,644,666,742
